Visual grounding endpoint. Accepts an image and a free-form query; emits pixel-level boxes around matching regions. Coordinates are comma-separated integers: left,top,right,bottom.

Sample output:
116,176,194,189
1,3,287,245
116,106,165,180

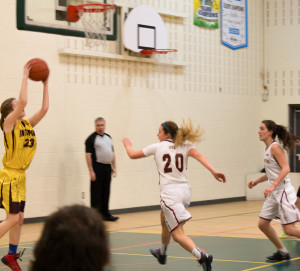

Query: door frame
289,104,300,172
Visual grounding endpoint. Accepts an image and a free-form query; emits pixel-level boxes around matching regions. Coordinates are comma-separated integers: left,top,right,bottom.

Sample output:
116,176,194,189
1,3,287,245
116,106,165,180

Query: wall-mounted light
262,85,269,101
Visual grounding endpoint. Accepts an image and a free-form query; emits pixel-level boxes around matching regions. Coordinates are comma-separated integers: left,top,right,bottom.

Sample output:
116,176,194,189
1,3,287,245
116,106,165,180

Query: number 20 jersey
2,119,36,170
143,140,194,190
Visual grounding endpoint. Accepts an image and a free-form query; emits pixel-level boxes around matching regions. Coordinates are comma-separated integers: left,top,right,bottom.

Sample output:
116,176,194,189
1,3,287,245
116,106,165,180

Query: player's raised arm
28,75,49,127
122,138,145,159
3,62,31,133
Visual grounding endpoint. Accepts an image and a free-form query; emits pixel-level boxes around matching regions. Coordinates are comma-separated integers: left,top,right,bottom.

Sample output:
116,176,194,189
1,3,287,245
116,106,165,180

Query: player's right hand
90,171,96,181
122,138,132,148
23,61,32,78
248,180,257,189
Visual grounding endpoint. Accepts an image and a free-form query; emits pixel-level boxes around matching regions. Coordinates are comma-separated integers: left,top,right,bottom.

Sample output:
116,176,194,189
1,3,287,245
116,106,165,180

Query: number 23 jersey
2,119,36,170
143,140,194,190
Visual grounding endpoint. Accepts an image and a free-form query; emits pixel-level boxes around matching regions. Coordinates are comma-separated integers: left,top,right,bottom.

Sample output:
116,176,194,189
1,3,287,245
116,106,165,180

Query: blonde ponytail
174,119,202,147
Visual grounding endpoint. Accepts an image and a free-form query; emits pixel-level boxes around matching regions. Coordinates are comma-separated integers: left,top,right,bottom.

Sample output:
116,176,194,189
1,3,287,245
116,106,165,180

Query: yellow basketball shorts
0,168,26,214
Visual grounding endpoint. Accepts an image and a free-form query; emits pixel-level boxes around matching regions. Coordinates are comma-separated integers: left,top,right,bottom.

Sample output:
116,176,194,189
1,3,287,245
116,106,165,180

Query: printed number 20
163,154,184,173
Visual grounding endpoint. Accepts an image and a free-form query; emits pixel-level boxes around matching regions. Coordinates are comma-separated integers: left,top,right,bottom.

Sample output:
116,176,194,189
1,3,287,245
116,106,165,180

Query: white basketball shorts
260,184,300,225
160,184,192,232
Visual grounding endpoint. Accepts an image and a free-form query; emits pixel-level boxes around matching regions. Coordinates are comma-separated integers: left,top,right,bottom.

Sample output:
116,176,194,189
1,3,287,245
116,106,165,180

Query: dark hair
262,120,297,151
0,98,15,131
30,205,109,271
162,119,202,147
162,121,178,139
95,117,105,123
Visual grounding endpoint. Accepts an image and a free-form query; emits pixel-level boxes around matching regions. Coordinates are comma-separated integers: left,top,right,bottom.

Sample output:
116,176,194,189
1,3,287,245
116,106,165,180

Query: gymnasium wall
245,0,300,200
262,0,300,120
0,0,267,219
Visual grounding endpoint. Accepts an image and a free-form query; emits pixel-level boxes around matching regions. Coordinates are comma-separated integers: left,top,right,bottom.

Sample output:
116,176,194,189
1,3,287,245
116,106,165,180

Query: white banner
221,0,248,49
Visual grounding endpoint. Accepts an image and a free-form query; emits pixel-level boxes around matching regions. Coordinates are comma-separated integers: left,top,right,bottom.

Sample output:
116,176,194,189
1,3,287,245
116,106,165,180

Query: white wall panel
0,0,267,218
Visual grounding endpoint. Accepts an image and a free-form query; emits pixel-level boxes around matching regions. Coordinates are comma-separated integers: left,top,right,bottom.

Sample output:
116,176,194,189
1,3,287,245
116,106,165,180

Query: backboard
123,5,168,53
16,0,117,40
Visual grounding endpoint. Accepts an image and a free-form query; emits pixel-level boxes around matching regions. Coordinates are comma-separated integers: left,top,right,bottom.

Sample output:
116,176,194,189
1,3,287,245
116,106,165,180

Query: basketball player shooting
0,59,49,271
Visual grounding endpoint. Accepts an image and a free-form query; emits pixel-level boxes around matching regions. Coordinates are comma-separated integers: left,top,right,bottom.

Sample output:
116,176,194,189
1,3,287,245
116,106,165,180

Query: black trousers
91,162,112,218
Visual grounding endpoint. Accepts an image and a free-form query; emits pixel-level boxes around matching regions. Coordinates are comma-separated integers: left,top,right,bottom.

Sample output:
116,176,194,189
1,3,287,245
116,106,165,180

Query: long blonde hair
162,119,202,147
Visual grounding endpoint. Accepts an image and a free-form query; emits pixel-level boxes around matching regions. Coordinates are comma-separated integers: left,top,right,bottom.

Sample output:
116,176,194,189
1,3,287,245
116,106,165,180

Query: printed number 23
24,138,35,148
163,154,184,173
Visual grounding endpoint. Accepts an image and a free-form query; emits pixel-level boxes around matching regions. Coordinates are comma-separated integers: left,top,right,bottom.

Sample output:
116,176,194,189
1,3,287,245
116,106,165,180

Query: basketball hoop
140,49,177,55
67,3,116,48
140,49,178,71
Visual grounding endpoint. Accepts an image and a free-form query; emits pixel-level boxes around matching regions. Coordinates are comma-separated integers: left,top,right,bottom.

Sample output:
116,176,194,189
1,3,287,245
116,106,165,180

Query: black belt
93,162,111,166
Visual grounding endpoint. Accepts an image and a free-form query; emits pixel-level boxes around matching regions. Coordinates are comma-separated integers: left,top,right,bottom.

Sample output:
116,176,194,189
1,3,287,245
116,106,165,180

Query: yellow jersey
2,119,36,170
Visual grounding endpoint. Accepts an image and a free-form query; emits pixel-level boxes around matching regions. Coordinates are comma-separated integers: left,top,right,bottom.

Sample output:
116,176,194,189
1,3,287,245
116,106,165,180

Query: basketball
28,58,49,82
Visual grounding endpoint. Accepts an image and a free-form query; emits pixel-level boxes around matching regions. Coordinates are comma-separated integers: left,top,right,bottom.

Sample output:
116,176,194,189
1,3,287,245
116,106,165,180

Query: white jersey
264,141,290,190
142,140,194,191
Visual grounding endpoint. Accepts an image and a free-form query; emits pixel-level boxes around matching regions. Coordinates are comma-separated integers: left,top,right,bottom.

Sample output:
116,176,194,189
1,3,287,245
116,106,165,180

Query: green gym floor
0,201,299,271
109,233,300,271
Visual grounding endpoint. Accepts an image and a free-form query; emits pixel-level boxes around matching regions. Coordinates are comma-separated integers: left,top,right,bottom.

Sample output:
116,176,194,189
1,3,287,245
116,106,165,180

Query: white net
79,4,115,48
141,50,177,72
153,51,177,72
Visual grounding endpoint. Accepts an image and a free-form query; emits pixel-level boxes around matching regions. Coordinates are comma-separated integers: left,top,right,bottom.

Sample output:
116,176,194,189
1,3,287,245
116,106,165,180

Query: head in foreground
30,205,109,271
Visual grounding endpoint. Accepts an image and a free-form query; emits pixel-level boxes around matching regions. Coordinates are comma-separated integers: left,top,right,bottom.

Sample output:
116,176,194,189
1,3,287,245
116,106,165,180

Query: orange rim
79,3,115,13
67,3,115,22
68,3,115,14
140,49,178,55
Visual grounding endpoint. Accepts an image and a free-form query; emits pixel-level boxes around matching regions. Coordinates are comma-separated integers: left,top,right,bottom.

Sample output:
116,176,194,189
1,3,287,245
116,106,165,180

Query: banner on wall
194,0,220,29
221,0,248,49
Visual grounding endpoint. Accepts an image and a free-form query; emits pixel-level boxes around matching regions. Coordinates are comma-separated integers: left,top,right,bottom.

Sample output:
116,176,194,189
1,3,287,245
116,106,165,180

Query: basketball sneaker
150,248,167,264
1,249,26,271
198,253,213,271
266,251,290,261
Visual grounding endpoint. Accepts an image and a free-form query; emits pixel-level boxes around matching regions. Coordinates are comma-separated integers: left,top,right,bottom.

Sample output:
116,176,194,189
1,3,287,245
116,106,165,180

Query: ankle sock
8,244,18,255
192,247,202,259
161,244,168,255
279,247,289,254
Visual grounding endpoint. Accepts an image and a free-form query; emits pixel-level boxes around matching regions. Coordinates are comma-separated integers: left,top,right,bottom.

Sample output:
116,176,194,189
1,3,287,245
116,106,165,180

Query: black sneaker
150,248,167,265
198,254,213,271
104,215,119,221
266,251,290,261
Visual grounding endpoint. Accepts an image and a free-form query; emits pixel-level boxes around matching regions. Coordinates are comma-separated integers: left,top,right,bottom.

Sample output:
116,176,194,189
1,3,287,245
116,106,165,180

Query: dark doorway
289,104,300,172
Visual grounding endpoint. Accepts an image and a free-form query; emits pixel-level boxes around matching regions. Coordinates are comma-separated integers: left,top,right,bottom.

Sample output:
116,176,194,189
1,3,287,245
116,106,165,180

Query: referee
85,117,118,221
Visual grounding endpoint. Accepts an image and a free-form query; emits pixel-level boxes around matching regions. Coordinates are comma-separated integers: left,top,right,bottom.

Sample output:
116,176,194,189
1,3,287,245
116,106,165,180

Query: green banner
194,0,220,29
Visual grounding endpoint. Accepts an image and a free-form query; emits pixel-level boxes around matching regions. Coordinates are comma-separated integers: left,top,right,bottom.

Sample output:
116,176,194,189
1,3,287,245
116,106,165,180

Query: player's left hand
213,172,226,183
264,183,275,198
43,71,50,84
